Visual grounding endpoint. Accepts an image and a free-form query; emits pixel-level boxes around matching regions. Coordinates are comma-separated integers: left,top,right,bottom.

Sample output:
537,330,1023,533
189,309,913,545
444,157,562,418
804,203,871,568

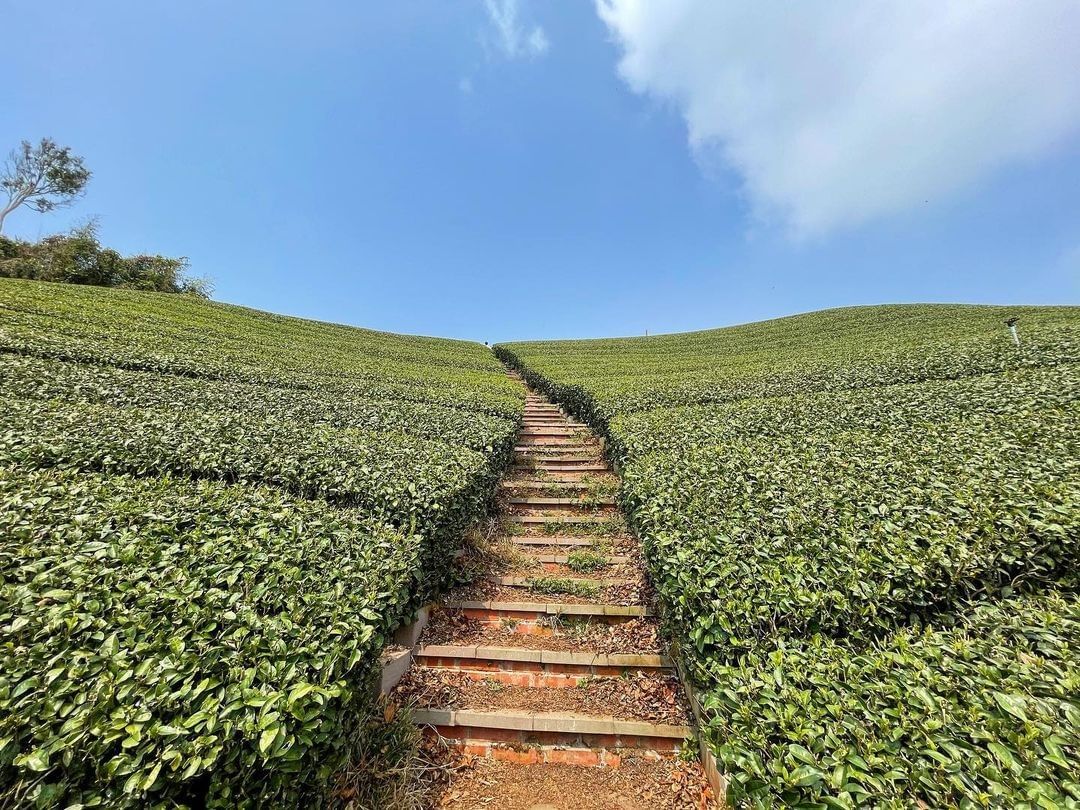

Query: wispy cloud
484,0,549,60
597,1,1080,238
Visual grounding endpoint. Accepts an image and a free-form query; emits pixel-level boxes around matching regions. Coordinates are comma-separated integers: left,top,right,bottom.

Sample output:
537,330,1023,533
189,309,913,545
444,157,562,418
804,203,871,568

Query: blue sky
4,1,1079,342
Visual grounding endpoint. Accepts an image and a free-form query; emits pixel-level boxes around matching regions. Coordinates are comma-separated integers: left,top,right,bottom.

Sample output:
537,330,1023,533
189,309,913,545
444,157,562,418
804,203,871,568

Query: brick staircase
391,370,714,808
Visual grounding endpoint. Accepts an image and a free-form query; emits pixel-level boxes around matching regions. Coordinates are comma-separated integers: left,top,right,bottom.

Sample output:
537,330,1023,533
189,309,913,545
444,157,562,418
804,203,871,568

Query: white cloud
596,1,1080,237
484,0,549,60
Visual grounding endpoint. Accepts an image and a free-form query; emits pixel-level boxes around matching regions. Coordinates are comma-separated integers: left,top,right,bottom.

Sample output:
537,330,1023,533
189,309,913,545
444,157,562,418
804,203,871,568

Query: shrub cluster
0,279,522,806
497,304,1080,807
0,223,211,296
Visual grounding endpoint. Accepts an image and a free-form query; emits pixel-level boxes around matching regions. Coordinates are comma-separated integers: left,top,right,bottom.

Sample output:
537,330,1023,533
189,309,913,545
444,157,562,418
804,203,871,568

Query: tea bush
0,468,419,807
706,591,1080,807
497,304,1080,807
0,278,522,806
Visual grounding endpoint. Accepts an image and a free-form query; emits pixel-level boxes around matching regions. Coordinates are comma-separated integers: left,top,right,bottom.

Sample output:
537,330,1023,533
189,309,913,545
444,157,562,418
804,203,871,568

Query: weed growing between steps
327,698,452,810
525,575,602,599
566,549,609,573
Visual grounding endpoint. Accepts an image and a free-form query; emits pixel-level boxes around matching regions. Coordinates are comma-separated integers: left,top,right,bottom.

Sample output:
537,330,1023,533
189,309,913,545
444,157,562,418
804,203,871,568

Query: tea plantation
0,279,523,807
497,304,1080,808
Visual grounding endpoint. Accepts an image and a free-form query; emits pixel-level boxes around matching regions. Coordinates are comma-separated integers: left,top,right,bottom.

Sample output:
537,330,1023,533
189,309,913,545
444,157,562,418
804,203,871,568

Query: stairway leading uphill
392,370,713,809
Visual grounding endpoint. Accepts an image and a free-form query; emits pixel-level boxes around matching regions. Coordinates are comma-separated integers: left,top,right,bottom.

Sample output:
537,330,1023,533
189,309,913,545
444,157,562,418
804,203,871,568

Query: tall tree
0,138,91,233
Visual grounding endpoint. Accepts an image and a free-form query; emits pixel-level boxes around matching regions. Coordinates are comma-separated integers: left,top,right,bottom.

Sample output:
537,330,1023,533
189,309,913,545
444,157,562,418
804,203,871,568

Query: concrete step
511,457,604,468
486,575,636,589
508,496,616,507
414,645,673,685
511,514,616,525
507,535,596,547
446,600,653,625
502,480,612,491
514,459,605,468
519,437,584,445
507,507,616,519
507,471,612,482
412,708,690,759
520,552,630,566
510,464,611,474
515,447,599,456
516,437,592,447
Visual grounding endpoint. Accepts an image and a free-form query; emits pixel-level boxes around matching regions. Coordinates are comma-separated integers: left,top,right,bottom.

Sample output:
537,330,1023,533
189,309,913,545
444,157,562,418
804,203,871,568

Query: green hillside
0,279,522,807
497,304,1080,808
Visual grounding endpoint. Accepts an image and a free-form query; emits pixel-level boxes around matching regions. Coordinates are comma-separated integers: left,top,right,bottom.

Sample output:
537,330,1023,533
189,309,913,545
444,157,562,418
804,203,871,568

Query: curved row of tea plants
0,278,521,415
0,467,419,808
497,304,1080,808
0,279,522,807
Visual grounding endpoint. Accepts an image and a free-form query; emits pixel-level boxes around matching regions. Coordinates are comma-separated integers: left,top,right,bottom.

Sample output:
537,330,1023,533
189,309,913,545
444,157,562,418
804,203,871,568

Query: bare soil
421,609,664,656
435,756,715,810
449,579,648,607
396,669,693,726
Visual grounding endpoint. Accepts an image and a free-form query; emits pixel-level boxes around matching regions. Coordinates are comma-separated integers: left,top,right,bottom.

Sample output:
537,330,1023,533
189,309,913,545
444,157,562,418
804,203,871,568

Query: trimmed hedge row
497,303,1080,807
0,467,421,808
706,591,1080,807
0,278,522,416
0,353,516,454
505,304,1079,423
0,279,521,806
1,397,502,554
619,369,1080,656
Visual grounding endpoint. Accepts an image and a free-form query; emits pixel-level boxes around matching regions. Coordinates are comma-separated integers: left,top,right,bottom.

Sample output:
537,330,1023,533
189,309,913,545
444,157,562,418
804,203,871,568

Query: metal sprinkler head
1004,316,1020,346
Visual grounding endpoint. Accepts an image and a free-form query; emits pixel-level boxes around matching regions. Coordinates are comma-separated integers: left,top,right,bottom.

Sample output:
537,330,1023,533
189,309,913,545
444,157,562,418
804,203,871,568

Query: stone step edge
486,574,635,588
511,467,609,472
511,515,615,524
514,447,600,455
447,599,653,617
415,644,671,668
502,480,603,488
508,496,616,506
508,535,595,546
412,708,691,740
520,552,630,565
509,466,613,473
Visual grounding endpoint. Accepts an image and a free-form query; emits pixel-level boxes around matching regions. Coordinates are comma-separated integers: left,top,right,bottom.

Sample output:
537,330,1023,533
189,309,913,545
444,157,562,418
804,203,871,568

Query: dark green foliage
0,353,515,453
0,223,209,296
0,280,523,806
621,368,1080,656
0,277,521,414
708,592,1079,808
0,468,418,808
497,303,1080,808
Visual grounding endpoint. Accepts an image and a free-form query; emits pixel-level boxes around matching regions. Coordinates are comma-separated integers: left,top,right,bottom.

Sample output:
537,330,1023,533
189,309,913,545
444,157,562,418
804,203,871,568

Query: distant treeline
0,223,211,297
